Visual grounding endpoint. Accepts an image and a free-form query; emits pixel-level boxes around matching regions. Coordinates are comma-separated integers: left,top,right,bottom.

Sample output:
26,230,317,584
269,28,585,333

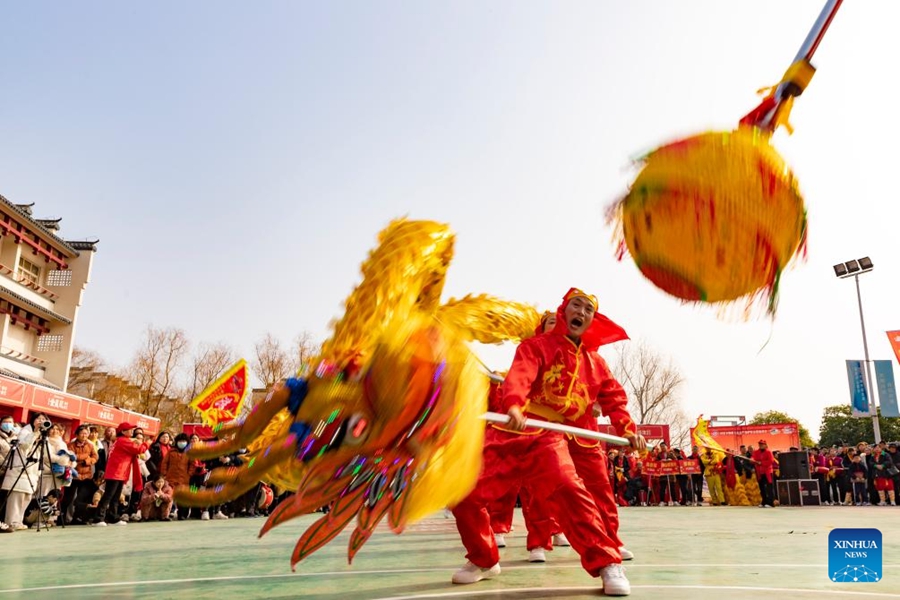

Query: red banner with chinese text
598,423,670,446
31,388,83,419
706,423,799,452
0,378,29,406
643,459,701,475
83,402,125,427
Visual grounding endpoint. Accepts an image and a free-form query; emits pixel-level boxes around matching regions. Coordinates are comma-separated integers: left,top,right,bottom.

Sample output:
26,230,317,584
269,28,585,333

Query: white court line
1,564,897,595
375,586,900,600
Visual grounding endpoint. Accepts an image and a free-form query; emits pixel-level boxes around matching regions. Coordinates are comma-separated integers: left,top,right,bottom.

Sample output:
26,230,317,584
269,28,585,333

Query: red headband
563,288,599,311
552,287,628,351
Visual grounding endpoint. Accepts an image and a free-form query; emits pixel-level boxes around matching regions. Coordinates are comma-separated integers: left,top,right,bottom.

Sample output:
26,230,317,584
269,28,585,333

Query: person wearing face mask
451,288,646,596
1,413,47,531
0,416,17,483
0,415,19,532
160,433,191,520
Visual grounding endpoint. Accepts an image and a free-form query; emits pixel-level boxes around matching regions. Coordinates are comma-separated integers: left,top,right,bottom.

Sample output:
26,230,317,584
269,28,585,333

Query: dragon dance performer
526,375,636,562
490,311,634,564
451,288,646,596
487,312,569,558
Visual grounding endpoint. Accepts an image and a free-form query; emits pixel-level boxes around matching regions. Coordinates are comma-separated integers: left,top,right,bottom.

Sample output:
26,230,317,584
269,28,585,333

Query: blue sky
2,1,898,436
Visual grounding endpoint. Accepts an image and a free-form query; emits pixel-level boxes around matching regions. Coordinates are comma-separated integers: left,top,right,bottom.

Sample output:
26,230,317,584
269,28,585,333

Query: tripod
0,426,65,532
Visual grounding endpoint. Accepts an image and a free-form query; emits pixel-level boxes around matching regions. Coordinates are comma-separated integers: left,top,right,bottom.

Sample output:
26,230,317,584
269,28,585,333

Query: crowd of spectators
0,413,276,533
4,411,899,534
607,440,900,508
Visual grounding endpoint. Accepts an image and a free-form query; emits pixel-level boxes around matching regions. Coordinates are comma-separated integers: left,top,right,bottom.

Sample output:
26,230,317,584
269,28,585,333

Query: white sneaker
119,514,129,522
131,513,142,522
201,510,211,520
528,548,546,563
13,523,28,531
658,502,665,507
619,546,634,560
214,511,229,520
553,533,571,547
113,520,127,526
668,501,675,506
91,521,108,527
451,561,501,584
599,563,631,596
494,533,506,548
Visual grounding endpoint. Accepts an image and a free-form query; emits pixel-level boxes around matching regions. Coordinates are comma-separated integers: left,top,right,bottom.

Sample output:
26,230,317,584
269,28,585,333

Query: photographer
41,424,75,498
23,488,60,528
1,413,47,531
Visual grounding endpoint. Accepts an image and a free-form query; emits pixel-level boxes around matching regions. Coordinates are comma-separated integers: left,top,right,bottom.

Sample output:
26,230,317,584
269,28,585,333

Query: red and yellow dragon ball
609,127,807,316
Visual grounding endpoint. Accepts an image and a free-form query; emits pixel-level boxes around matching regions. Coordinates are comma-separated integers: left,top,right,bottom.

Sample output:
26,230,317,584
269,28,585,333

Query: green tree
750,410,815,448
817,405,900,448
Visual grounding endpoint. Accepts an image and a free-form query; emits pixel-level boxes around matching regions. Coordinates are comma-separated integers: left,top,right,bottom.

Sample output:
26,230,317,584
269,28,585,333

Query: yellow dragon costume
175,218,538,568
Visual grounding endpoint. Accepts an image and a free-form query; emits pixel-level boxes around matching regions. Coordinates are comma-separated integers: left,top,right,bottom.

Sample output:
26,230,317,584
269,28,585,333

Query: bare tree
127,326,190,417
292,332,320,376
252,333,291,388
610,340,690,448
162,342,239,426
186,342,238,399
67,347,106,390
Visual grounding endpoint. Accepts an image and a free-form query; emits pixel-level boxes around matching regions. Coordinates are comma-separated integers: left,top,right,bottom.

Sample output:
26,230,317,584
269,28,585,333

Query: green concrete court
1,506,898,599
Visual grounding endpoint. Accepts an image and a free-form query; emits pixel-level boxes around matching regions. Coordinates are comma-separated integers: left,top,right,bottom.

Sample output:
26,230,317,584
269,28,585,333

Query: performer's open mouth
569,317,584,328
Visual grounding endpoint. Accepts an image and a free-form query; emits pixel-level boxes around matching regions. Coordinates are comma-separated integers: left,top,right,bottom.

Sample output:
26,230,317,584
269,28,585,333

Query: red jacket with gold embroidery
498,332,636,438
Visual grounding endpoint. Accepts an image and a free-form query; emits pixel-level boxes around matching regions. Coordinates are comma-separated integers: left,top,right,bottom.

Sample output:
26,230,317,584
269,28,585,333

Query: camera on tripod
37,418,52,433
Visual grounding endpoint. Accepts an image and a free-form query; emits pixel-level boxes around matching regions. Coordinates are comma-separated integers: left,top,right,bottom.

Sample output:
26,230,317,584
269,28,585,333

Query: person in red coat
752,439,776,507
451,288,646,596
91,422,148,526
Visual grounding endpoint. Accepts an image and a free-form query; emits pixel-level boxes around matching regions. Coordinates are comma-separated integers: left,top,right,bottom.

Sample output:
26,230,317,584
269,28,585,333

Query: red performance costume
526,404,629,555
487,313,561,550
452,289,639,595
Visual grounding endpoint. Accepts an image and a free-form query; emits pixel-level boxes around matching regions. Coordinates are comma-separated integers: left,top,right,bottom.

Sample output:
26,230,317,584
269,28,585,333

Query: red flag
725,455,737,489
887,331,900,366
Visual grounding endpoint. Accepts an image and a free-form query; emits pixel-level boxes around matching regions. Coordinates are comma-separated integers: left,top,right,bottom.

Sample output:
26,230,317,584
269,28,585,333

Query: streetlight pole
835,257,881,443
853,273,882,444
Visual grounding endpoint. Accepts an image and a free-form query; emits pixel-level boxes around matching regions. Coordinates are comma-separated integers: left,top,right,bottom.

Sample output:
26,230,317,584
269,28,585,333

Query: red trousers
527,440,623,549
489,483,559,545
489,485,541,535
453,428,621,575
